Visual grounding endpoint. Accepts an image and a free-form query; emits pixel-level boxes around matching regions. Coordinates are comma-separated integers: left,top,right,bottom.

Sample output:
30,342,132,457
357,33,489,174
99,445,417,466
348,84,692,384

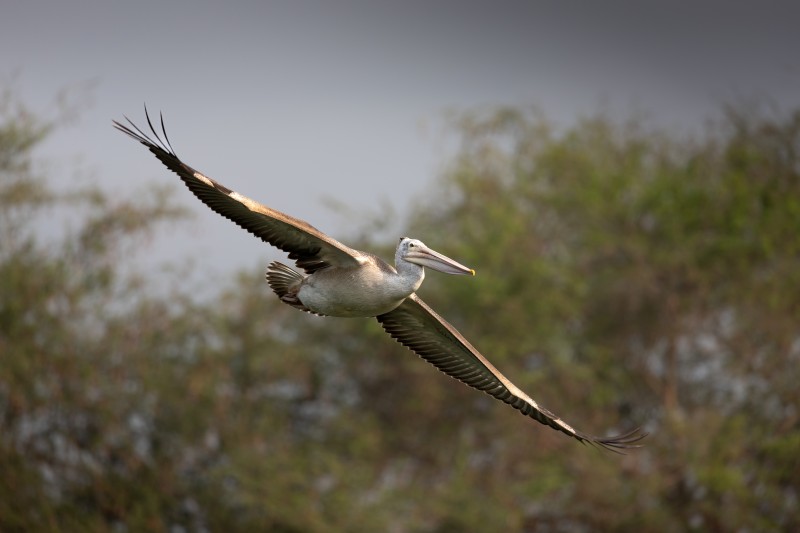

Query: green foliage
406,105,800,530
1,95,798,531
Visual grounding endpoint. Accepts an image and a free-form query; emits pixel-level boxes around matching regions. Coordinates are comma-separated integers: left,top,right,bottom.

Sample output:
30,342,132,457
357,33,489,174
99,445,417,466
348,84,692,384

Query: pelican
113,110,644,452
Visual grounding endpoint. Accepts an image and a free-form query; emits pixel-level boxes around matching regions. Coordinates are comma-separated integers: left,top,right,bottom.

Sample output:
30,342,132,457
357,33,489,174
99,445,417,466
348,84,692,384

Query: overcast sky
3,1,799,280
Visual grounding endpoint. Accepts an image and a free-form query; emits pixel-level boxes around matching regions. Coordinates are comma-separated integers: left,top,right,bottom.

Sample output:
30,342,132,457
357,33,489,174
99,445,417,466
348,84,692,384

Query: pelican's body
292,256,418,317
113,110,644,452
297,255,411,317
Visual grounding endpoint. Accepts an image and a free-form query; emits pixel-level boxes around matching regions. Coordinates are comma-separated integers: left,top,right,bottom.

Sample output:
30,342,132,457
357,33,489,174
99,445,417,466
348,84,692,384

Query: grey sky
3,1,799,279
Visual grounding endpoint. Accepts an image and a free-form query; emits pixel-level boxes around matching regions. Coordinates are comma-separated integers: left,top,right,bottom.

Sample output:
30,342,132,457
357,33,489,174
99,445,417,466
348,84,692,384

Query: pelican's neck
394,251,425,294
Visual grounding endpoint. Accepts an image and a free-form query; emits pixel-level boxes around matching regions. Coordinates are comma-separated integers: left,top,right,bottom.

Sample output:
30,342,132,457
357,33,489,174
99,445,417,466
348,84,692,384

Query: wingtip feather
587,426,648,454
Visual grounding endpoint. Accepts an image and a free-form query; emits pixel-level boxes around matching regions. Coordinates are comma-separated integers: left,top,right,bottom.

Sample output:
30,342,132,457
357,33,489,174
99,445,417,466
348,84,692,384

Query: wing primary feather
144,106,163,150
159,110,177,157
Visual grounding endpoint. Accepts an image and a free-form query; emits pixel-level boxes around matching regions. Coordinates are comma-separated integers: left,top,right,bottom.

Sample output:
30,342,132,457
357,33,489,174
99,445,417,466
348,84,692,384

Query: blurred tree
398,105,800,531
1,93,797,532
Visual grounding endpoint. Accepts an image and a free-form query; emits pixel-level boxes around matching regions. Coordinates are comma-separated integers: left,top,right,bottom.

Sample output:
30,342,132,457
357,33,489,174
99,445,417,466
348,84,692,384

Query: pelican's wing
113,109,363,273
377,294,645,452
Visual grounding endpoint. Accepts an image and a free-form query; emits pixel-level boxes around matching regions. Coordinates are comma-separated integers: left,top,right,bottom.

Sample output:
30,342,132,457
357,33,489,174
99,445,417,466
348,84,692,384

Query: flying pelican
113,110,644,452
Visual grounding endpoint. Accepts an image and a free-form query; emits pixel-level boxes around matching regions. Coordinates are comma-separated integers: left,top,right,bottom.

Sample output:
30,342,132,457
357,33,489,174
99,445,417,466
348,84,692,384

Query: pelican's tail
266,261,320,315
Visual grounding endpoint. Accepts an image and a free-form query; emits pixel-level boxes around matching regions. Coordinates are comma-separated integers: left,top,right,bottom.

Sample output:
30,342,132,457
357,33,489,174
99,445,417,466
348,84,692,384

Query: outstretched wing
377,294,645,452
113,108,364,273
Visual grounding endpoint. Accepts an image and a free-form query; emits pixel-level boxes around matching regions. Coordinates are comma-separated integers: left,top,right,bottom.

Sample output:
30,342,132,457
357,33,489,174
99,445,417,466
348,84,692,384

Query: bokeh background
2,1,799,531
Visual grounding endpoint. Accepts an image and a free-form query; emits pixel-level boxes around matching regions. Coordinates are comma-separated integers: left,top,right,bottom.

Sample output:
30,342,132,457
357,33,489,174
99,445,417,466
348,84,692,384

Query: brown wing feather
112,108,362,273
377,294,645,452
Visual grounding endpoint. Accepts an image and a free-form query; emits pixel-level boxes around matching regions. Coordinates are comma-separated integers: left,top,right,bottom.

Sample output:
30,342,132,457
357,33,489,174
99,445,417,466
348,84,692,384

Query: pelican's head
397,237,475,276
